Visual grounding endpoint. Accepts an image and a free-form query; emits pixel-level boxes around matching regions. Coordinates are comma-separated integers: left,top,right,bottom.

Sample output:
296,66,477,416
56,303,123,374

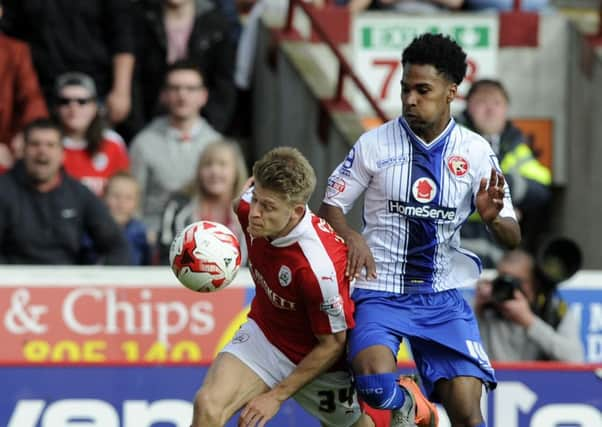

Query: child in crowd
157,140,248,265
104,172,151,266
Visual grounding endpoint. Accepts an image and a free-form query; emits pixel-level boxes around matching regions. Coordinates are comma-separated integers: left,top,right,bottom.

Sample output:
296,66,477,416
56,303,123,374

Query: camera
489,237,582,306
491,274,522,303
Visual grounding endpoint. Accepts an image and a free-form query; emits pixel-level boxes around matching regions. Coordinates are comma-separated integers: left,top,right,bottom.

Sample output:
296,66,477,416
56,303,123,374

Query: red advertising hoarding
0,267,253,364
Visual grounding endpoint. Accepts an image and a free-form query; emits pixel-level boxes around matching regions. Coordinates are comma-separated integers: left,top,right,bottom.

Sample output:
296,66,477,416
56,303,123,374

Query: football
169,221,242,292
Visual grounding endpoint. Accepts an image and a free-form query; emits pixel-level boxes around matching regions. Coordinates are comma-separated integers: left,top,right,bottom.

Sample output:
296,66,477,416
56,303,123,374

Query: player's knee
194,388,225,425
451,415,485,427
355,373,402,409
447,409,484,427
450,417,484,427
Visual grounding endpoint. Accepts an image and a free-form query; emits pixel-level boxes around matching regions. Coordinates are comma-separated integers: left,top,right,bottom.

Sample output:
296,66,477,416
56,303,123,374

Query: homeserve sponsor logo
387,200,456,221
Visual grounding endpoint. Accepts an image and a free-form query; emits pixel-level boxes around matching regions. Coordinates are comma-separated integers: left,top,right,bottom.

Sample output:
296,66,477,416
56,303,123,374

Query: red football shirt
62,129,130,196
237,190,354,365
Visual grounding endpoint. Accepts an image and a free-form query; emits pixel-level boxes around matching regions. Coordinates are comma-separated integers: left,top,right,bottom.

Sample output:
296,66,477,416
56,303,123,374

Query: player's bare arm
318,203,377,280
477,168,521,249
238,331,347,427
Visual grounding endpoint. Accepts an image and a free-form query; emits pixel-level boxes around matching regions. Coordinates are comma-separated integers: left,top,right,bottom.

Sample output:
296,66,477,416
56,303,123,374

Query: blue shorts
348,288,497,401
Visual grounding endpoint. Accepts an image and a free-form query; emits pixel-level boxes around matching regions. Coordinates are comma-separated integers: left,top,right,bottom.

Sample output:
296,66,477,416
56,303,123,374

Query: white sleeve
322,138,372,215
473,144,517,221
241,187,253,203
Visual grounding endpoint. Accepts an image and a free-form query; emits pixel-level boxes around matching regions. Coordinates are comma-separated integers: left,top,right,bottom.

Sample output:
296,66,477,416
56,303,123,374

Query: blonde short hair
252,147,316,205
105,171,140,198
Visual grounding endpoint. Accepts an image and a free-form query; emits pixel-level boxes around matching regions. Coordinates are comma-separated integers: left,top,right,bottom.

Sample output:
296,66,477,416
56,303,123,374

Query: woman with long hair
158,139,248,264
54,72,129,196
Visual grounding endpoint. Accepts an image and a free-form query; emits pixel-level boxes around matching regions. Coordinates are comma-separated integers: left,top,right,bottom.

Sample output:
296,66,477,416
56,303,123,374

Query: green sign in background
361,25,491,49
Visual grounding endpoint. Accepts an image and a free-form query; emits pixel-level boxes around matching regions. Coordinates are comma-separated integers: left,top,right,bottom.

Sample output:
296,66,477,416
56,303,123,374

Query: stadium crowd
0,0,556,265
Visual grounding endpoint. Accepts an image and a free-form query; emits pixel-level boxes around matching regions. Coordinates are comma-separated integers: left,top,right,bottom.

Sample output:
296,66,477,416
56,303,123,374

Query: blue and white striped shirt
323,117,516,294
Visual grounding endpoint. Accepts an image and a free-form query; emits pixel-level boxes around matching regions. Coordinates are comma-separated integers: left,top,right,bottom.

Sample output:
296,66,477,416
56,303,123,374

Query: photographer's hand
499,290,535,328
474,280,493,315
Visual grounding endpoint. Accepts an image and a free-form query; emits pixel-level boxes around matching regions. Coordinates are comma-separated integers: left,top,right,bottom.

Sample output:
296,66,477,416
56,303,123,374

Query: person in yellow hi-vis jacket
457,79,552,267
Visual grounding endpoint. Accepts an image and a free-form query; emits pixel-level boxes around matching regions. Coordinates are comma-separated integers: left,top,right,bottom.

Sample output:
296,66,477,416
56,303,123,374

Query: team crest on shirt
447,155,469,177
412,178,437,203
92,153,109,171
278,265,292,287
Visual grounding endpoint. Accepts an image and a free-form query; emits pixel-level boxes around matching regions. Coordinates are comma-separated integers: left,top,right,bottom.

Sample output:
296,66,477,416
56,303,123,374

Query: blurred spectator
135,0,237,134
457,79,552,267
464,0,549,11
0,2,48,173
0,0,135,125
0,119,130,265
105,172,151,265
344,0,463,14
54,73,130,197
475,249,584,362
234,0,266,90
157,140,248,264
130,61,223,237
210,0,243,44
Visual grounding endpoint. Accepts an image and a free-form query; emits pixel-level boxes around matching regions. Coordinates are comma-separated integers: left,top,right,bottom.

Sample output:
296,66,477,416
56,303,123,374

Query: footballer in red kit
237,192,354,368
190,147,373,427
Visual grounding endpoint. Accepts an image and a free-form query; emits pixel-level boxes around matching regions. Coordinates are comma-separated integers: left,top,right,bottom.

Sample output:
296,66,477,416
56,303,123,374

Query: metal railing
282,0,390,123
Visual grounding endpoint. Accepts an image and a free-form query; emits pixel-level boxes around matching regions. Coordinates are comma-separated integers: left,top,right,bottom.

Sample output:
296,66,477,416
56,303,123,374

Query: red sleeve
14,41,48,130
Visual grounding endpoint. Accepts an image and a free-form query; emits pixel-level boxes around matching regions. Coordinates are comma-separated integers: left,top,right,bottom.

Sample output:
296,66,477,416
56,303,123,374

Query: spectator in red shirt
54,72,130,197
0,1,48,173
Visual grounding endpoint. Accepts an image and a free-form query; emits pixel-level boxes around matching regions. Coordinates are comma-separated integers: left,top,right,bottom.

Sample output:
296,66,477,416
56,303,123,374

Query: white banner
352,13,499,118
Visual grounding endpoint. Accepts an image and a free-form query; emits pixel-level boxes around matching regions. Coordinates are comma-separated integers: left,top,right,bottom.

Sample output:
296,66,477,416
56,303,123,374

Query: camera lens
491,275,522,303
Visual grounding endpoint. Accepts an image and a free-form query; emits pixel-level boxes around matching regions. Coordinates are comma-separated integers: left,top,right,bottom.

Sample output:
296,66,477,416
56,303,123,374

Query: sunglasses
57,97,94,106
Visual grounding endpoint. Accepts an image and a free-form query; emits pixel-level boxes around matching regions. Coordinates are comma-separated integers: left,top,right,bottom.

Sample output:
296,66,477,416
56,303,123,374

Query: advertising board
0,267,253,364
0,267,601,426
1,365,600,427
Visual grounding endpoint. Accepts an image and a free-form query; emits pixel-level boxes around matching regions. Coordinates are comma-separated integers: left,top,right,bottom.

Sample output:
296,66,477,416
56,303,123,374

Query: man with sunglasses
474,249,584,362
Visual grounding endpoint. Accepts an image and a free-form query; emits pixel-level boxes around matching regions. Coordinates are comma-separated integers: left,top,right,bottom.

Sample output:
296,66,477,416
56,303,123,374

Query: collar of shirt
167,120,203,143
270,207,312,248
399,116,456,149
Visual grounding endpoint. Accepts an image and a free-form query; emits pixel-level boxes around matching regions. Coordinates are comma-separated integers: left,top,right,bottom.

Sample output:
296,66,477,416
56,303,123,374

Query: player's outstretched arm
238,331,346,427
476,168,521,249
318,203,377,280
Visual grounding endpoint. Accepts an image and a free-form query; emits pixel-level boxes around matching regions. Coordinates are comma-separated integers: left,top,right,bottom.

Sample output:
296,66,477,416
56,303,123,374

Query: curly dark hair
402,33,467,85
